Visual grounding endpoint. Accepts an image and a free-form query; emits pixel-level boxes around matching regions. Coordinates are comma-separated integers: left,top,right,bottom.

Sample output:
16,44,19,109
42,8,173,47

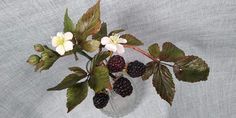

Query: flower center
110,35,119,44
57,37,65,45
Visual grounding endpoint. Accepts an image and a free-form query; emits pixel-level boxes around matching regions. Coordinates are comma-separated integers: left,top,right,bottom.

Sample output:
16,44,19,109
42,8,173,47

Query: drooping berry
113,77,133,97
93,93,109,109
107,55,125,72
127,60,146,78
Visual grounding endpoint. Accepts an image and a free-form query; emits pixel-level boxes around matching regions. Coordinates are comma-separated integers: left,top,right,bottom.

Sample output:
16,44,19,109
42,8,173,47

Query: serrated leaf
92,22,107,41
148,43,160,58
90,51,110,70
108,29,125,36
76,0,101,40
173,56,210,82
142,61,156,80
160,42,185,62
89,66,110,92
153,64,175,105
64,9,74,32
120,34,143,46
67,81,88,113
82,40,100,52
68,67,87,76
47,73,87,91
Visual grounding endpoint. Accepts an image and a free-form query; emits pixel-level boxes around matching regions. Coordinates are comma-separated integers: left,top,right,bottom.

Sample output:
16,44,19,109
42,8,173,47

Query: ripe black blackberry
107,55,125,72
127,60,146,78
113,77,133,97
93,93,109,109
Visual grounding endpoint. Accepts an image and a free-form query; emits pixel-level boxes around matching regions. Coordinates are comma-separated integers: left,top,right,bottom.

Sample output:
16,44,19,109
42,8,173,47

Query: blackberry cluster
127,60,146,78
113,77,133,97
93,93,109,109
107,55,125,72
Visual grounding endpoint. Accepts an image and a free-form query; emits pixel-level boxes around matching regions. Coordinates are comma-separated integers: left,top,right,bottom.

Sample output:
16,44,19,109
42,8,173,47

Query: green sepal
120,34,143,46
108,29,125,36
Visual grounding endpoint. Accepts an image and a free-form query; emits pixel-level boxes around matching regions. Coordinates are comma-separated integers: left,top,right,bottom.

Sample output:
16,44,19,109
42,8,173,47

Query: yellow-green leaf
120,34,143,46
89,66,109,92
148,43,160,58
67,81,88,112
76,0,101,40
64,9,74,32
173,56,210,82
82,40,100,52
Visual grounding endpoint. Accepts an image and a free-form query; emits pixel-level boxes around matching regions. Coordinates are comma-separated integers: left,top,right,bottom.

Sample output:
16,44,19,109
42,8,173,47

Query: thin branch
124,45,159,62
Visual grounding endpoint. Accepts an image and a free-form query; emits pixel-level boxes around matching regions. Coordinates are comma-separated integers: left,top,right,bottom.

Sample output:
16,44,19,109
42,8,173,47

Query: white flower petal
57,32,64,37
64,32,73,40
56,45,65,55
118,38,127,44
101,37,111,45
105,43,117,52
116,44,125,54
52,36,59,47
64,41,73,51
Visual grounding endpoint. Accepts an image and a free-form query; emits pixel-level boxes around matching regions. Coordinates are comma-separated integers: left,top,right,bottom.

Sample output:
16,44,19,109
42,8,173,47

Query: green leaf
108,29,125,36
82,40,100,52
64,9,74,32
90,51,110,70
47,73,87,91
160,42,185,62
120,34,143,46
67,81,88,113
92,22,107,41
68,67,87,76
76,0,101,40
148,43,160,58
89,66,110,92
173,56,210,82
153,64,175,105
142,61,156,80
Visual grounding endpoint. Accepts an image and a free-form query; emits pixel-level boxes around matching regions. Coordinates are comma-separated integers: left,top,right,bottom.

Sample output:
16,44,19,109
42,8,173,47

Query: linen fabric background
0,0,235,118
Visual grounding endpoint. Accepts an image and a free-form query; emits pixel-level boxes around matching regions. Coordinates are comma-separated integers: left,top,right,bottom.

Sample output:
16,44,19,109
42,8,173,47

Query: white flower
101,34,127,54
51,32,74,55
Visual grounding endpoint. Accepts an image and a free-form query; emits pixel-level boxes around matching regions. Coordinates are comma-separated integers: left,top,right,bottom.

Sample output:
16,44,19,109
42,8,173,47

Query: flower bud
82,40,100,52
34,44,44,52
27,55,40,65
41,52,50,60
